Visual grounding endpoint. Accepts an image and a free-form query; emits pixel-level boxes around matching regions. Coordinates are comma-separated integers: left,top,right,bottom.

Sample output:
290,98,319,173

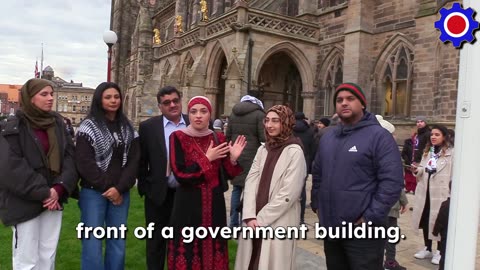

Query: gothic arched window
382,45,413,117
324,55,343,115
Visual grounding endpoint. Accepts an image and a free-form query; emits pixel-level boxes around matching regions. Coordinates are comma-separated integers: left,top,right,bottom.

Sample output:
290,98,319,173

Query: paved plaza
225,176,480,270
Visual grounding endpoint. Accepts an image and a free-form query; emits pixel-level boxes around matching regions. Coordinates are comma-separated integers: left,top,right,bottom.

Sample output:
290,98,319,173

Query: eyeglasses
160,98,180,106
263,118,281,124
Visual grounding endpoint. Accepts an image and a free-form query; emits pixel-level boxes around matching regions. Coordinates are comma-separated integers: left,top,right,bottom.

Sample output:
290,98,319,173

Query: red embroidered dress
168,131,242,270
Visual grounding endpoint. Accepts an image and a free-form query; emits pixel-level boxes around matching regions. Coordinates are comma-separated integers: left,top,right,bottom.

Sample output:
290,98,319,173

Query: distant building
111,0,460,141
42,66,95,126
0,84,21,115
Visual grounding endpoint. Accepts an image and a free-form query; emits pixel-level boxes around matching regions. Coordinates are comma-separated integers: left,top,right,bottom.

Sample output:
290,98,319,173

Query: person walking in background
75,82,140,270
137,86,188,270
313,116,334,154
0,78,78,269
402,116,431,193
293,112,314,225
376,115,409,270
235,105,306,270
311,83,404,270
226,94,265,228
168,96,245,269
213,118,224,134
411,124,453,266
63,117,75,138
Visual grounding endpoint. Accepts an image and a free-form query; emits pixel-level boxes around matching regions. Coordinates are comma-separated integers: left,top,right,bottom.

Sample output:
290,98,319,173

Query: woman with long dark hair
412,124,453,266
75,82,140,270
0,78,78,269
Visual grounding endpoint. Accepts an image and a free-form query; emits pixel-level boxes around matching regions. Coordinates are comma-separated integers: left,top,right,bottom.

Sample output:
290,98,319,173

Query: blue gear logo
434,2,479,48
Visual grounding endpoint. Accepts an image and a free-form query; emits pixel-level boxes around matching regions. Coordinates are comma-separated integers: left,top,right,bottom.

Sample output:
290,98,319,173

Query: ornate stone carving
205,87,219,95
200,0,209,22
206,13,237,36
181,29,200,47
175,15,184,34
157,40,175,57
153,28,162,44
301,91,315,99
247,13,317,38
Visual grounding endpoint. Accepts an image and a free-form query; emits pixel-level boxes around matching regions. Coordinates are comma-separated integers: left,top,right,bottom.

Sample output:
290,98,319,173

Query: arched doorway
215,56,228,118
256,52,303,112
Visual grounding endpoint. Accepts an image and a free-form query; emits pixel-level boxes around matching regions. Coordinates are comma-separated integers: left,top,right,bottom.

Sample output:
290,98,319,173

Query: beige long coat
412,147,453,241
235,144,306,270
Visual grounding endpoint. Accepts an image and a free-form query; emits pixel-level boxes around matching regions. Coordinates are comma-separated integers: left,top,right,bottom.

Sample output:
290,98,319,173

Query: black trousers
144,189,175,270
384,217,398,261
324,237,386,270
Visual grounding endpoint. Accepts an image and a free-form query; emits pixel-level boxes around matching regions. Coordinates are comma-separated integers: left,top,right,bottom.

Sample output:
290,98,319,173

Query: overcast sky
0,0,112,88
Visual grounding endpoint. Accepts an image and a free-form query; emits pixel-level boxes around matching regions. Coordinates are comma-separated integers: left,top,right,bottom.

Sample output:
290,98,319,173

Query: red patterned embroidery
192,239,201,270
176,239,187,270
214,241,228,269
168,240,175,269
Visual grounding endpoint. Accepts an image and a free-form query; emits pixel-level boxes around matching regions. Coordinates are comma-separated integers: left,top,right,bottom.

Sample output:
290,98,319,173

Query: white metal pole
447,0,480,268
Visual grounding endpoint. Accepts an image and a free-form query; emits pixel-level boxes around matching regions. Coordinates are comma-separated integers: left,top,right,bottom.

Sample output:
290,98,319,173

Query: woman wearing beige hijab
235,105,306,270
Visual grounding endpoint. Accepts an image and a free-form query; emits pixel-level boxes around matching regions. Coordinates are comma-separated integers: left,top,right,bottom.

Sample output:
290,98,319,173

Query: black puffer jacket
293,119,314,174
226,102,265,187
0,111,78,226
414,125,431,163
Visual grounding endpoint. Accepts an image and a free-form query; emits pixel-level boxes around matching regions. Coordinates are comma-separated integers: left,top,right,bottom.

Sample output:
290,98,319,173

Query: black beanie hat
319,117,331,127
333,82,367,109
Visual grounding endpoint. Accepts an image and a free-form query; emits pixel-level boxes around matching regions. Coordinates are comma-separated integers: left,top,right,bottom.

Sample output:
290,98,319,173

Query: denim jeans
79,188,130,270
229,185,243,227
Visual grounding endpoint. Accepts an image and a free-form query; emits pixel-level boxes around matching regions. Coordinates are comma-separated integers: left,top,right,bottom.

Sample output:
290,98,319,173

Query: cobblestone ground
225,176,480,270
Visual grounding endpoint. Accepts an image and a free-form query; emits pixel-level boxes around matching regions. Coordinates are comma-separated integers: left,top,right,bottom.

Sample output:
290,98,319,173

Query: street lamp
103,30,118,82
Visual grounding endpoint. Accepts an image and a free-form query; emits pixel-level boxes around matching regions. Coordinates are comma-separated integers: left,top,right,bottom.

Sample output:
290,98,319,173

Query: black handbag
212,132,229,192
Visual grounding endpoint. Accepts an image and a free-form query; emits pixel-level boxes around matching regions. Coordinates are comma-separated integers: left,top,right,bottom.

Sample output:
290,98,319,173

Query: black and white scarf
77,118,138,172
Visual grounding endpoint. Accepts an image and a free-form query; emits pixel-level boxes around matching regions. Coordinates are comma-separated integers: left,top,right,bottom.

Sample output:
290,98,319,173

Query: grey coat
388,189,408,218
226,101,265,187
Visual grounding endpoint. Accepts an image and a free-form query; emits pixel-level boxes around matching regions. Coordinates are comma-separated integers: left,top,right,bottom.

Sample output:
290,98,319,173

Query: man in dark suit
138,86,188,270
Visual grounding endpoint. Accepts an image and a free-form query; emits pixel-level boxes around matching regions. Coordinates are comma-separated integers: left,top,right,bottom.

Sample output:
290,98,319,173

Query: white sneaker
414,247,433,259
431,250,441,265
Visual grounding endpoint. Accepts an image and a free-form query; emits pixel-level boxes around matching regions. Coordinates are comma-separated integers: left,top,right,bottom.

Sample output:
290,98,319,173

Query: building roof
0,84,22,102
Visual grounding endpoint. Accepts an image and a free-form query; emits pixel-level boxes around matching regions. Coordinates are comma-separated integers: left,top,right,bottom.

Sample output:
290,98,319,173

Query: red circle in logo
447,15,467,35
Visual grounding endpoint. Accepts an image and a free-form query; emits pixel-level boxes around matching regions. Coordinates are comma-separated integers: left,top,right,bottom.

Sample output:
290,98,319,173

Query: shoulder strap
212,131,219,144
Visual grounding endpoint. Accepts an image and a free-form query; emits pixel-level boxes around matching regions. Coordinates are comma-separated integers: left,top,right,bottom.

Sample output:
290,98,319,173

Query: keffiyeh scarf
76,118,138,172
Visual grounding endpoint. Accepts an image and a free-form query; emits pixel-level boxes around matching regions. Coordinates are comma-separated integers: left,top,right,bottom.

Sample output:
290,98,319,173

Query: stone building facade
0,84,21,116
111,0,459,140
43,66,95,126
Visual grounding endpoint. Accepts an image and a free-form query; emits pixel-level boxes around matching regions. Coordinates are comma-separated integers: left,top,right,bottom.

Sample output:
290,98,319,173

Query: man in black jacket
226,94,265,227
293,112,314,224
138,86,189,270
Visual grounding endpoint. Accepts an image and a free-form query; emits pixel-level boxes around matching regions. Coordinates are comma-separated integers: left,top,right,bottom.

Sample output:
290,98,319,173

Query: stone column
205,87,219,117
301,91,316,120
342,0,374,102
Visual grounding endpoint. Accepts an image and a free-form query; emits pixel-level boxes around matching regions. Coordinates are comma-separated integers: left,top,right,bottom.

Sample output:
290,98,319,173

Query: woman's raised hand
229,135,247,162
205,141,230,161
